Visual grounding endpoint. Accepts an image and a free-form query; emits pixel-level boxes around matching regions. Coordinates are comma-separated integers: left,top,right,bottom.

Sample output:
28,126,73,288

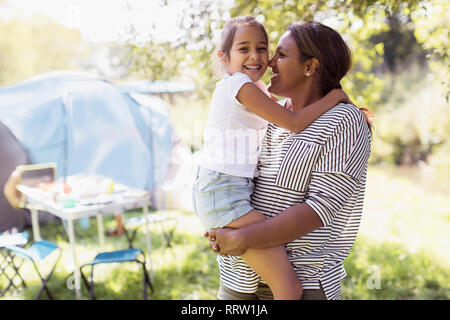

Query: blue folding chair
124,213,178,249
2,237,61,299
0,231,29,297
1,164,62,299
80,248,153,300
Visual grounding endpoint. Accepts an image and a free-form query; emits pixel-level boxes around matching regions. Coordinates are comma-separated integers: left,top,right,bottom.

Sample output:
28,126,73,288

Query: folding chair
2,163,63,299
124,213,178,249
79,248,153,300
0,231,29,297
2,238,61,299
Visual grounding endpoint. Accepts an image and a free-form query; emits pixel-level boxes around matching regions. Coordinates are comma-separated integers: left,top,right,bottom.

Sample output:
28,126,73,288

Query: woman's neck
289,83,322,112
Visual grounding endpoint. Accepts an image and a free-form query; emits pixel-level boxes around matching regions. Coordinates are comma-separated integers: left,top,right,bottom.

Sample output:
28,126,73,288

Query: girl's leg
226,210,303,300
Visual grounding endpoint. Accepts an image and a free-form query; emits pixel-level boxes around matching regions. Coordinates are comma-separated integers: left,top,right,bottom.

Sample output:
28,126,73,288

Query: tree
118,0,233,102
114,41,185,81
410,0,449,101
0,15,89,86
370,13,429,73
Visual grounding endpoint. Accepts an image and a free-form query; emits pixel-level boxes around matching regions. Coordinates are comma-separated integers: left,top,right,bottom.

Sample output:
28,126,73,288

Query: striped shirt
217,103,372,300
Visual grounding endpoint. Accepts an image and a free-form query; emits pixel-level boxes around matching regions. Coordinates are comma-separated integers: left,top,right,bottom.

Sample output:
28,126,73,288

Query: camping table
16,178,154,300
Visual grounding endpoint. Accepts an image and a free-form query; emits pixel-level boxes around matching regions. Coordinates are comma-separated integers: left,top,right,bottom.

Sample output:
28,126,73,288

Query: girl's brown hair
212,16,269,78
288,21,373,131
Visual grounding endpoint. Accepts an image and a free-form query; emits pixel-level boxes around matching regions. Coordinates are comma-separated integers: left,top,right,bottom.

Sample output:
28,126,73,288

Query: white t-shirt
199,72,269,178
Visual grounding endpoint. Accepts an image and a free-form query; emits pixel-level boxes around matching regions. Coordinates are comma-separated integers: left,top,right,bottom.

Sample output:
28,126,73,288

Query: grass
341,165,450,300
343,237,449,299
1,165,449,300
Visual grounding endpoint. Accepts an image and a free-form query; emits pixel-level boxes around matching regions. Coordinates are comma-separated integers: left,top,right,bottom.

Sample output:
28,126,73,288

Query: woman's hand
204,228,248,256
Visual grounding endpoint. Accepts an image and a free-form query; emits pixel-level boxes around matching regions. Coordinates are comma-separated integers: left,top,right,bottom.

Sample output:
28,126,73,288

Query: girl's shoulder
219,72,253,87
214,72,252,90
214,73,254,101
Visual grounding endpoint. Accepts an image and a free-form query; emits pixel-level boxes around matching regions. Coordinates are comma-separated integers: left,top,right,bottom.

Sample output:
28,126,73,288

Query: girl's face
268,31,306,97
221,25,269,82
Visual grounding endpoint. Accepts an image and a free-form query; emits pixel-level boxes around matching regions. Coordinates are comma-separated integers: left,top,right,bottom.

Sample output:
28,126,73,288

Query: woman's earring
306,72,310,77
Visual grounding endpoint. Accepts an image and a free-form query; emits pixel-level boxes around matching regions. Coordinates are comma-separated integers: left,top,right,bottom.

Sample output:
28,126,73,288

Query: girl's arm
236,82,348,133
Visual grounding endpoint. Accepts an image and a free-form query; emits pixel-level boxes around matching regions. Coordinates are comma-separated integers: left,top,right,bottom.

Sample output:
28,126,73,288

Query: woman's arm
207,203,323,256
236,83,347,133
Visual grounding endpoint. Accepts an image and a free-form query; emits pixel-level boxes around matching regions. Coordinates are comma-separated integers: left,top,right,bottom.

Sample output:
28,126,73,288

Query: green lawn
1,165,449,300
342,165,450,299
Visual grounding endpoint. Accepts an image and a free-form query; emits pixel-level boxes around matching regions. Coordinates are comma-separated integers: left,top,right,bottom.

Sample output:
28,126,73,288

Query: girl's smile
220,25,269,82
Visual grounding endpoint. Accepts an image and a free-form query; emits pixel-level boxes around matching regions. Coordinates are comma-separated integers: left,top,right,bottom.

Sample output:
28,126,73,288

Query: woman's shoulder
327,103,367,126
323,103,371,140
291,103,368,138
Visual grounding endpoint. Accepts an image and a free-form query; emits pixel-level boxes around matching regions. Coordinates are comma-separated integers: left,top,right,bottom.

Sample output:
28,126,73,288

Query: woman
206,21,373,300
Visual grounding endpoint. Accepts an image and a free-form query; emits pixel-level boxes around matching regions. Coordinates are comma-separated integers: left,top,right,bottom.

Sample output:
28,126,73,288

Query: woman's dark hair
212,16,269,78
288,21,373,131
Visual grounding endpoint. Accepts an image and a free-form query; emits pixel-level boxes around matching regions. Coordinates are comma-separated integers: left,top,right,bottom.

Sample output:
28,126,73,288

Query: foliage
370,64,450,166
369,13,429,73
410,0,450,101
0,15,89,86
116,0,233,103
114,42,187,81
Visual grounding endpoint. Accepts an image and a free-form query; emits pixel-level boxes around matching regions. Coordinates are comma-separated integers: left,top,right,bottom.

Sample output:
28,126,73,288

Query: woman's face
268,31,306,97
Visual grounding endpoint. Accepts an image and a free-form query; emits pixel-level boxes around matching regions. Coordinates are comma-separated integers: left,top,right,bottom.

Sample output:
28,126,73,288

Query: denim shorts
192,167,254,230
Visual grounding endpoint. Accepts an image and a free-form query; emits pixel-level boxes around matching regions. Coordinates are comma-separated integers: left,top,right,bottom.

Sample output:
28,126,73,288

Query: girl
193,16,350,300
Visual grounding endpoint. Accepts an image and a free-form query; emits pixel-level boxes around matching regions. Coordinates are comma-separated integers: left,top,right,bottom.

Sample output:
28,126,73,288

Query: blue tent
0,71,179,231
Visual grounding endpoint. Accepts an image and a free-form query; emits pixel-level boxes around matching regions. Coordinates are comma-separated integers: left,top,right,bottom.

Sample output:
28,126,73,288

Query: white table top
17,175,150,221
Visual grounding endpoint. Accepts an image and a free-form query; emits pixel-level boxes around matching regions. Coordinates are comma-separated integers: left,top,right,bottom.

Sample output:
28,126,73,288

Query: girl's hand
204,231,221,254
205,228,247,256
331,88,356,107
